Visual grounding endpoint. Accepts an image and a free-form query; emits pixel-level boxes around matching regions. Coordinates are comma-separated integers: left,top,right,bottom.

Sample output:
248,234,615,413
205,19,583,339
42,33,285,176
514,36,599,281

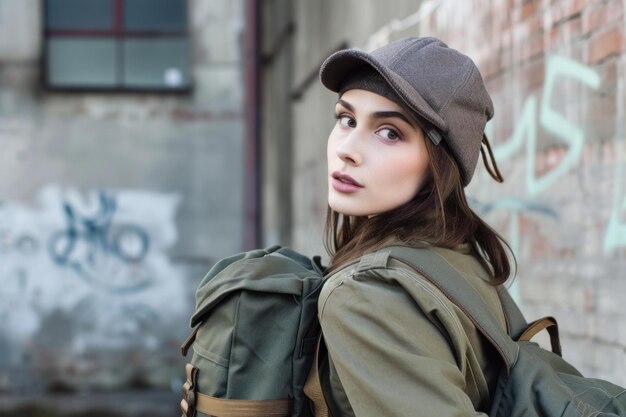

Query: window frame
42,0,192,93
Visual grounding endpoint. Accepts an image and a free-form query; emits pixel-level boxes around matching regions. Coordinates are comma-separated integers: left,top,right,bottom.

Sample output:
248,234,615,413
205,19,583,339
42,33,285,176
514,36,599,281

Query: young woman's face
327,89,430,217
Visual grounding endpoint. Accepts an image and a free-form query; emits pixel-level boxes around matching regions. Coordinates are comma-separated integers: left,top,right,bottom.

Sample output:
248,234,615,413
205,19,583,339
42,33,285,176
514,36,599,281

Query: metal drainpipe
243,0,261,250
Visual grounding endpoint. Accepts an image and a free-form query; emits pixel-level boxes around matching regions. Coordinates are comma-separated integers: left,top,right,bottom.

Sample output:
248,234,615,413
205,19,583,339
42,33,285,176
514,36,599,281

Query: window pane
124,0,187,31
47,38,117,87
46,0,113,30
123,38,189,88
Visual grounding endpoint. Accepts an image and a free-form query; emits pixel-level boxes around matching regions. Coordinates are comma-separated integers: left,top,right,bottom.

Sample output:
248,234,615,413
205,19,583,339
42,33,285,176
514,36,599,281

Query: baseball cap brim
319,48,447,144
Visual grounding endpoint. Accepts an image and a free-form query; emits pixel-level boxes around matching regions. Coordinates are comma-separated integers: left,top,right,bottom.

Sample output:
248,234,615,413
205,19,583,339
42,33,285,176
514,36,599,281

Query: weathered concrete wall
261,0,626,386
0,0,246,396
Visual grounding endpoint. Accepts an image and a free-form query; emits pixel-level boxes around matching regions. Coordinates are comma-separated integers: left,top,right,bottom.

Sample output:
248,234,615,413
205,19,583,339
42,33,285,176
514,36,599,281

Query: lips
331,171,363,193
332,172,363,187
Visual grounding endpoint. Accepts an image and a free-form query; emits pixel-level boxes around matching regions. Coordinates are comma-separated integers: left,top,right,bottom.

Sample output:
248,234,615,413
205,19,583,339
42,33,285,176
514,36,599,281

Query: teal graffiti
492,55,600,195
470,197,558,219
604,181,626,252
528,56,601,195
482,55,601,268
469,196,558,300
603,75,626,253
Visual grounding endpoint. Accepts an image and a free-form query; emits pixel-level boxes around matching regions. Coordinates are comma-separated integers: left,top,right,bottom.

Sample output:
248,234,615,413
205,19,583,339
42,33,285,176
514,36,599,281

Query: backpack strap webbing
384,246,521,372
181,326,200,357
496,285,529,340
304,336,330,417
181,364,291,417
519,316,561,356
193,395,290,417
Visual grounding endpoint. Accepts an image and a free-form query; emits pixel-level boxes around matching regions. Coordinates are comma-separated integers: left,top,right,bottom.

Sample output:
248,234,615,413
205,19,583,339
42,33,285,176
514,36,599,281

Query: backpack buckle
181,363,199,417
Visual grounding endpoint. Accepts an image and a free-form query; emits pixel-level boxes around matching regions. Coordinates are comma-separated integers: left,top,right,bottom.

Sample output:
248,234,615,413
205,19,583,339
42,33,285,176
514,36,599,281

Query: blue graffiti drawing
48,192,152,293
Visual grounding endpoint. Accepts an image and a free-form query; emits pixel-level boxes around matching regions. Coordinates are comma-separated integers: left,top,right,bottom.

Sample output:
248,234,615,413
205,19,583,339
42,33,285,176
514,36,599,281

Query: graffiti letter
528,55,600,196
494,94,537,163
604,76,626,253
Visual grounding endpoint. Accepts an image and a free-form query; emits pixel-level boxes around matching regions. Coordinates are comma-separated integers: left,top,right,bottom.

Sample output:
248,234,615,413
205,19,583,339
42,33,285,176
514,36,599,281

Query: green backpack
382,245,626,417
180,246,324,417
180,244,626,417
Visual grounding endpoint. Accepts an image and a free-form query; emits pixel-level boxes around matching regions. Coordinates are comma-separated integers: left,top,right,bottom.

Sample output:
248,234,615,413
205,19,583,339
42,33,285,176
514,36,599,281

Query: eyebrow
336,99,417,128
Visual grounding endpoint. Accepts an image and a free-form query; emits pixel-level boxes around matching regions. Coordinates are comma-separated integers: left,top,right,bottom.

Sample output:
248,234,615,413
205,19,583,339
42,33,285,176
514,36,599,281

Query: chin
328,199,372,217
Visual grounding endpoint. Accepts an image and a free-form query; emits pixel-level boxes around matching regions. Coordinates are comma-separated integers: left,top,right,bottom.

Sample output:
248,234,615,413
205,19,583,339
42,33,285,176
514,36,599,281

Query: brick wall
416,0,626,383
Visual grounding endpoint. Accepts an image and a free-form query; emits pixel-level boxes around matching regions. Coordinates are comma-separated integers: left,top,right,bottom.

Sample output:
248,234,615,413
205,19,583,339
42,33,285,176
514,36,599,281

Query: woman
316,37,512,416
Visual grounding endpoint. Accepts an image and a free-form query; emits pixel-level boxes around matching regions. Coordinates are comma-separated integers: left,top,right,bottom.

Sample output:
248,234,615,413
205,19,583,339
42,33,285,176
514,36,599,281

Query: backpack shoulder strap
496,285,528,340
384,245,520,373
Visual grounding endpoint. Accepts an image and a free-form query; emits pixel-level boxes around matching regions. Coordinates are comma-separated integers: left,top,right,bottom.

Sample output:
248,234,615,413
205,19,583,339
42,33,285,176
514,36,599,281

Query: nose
335,131,363,166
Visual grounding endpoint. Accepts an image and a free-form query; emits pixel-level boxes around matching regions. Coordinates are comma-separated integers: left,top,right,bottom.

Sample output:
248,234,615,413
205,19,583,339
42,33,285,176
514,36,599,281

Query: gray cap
319,37,494,186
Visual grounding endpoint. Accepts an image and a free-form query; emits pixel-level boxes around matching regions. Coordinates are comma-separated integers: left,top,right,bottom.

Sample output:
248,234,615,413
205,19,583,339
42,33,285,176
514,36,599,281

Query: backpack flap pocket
190,292,238,404
191,270,308,328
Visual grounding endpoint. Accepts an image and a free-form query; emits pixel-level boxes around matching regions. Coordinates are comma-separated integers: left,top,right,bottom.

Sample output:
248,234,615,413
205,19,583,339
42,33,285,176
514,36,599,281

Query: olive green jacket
318,244,508,416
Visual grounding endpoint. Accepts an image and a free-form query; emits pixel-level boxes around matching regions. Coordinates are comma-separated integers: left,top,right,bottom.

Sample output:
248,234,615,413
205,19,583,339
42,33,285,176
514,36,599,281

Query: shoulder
319,252,463,366
320,255,450,319
318,244,508,410
319,247,462,344
319,244,507,347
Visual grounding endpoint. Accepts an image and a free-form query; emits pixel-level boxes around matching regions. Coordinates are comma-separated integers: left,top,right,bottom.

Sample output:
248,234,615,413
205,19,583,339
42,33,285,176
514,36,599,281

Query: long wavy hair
323,134,514,285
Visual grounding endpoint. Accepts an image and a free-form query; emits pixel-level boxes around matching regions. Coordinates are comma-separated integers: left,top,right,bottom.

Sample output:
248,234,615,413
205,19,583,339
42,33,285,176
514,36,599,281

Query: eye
376,127,401,141
335,114,356,128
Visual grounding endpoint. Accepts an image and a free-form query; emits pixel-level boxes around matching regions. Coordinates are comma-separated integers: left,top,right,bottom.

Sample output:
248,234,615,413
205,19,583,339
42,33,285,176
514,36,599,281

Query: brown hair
323,136,514,285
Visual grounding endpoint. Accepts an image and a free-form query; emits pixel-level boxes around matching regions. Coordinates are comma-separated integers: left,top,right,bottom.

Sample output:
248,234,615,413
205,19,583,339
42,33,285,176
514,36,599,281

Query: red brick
550,16,582,45
500,47,513,72
548,2,565,27
583,5,604,36
521,0,542,20
581,141,595,166
587,25,626,63
495,10,513,34
520,57,546,91
528,14,544,32
482,56,502,80
548,0,590,28
522,34,545,61
584,92,618,142
487,71,507,95
501,28,513,49
582,0,624,36
513,15,545,45
513,22,530,43
542,146,567,174
602,138,616,163
565,0,589,18
597,59,618,94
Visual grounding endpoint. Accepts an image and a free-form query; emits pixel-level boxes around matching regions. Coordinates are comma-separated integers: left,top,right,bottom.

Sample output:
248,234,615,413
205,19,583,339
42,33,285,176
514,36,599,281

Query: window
44,0,191,91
